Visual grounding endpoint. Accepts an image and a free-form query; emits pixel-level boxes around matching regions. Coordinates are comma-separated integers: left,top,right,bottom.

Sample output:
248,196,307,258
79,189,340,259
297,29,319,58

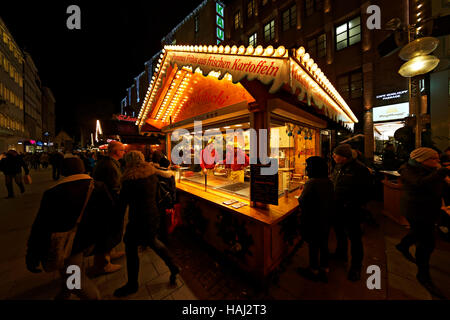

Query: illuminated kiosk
137,44,358,279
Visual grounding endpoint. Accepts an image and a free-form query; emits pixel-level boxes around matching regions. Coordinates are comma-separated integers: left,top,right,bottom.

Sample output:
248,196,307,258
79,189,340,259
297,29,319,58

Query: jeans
308,230,330,270
125,236,177,286
334,206,364,271
5,174,24,197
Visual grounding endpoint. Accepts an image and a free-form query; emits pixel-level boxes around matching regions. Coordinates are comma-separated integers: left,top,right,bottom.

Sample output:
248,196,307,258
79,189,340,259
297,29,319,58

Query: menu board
250,162,279,205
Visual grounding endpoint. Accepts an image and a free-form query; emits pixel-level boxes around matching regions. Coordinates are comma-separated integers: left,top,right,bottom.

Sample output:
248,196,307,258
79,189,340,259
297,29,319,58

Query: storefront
137,44,357,278
373,90,410,159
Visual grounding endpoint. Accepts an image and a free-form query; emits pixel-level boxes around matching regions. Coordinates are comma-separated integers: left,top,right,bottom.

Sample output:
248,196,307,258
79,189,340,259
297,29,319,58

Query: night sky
0,1,202,138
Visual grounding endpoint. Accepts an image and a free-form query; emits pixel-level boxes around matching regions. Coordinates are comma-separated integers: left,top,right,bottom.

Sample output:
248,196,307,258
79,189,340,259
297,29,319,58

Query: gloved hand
26,254,42,273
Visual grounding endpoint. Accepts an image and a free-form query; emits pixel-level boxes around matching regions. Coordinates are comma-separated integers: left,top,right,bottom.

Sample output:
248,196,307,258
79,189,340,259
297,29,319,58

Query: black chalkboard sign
250,161,279,205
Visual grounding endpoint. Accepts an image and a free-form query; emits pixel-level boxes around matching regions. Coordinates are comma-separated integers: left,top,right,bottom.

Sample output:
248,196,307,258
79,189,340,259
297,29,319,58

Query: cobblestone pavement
0,167,449,300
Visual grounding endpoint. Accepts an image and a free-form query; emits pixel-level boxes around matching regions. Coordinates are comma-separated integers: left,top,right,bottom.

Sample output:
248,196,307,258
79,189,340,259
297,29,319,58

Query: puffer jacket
399,160,449,224
119,162,159,245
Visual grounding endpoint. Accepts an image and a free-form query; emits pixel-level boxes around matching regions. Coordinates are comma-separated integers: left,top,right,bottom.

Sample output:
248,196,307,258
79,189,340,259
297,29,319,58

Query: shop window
307,33,326,59
336,16,361,51
282,5,297,32
337,70,363,100
270,121,318,196
305,0,323,17
264,20,275,42
234,11,241,30
248,32,257,47
247,0,256,18
194,15,199,34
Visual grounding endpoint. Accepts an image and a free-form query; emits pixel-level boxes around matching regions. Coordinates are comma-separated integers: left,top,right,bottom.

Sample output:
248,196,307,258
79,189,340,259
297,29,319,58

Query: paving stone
388,272,431,300
171,284,198,300
145,275,184,300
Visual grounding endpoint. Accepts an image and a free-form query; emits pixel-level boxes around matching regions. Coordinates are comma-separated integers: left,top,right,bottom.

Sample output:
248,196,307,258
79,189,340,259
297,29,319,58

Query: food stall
136,44,358,279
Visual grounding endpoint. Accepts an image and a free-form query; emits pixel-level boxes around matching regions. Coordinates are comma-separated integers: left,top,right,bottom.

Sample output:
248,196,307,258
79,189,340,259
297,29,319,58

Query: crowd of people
296,144,450,299
2,139,447,300
24,141,179,299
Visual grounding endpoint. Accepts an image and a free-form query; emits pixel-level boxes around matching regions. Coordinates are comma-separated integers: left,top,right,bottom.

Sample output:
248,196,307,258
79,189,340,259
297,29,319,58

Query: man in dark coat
296,156,335,283
0,149,29,198
49,151,64,181
90,140,126,274
396,147,449,299
114,151,180,297
26,157,115,299
331,144,372,282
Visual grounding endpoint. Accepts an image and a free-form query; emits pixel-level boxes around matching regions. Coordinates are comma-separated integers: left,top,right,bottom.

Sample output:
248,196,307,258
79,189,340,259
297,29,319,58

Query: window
264,20,275,41
305,0,323,17
195,15,199,33
336,16,361,50
248,0,256,18
337,71,363,100
262,0,268,6
282,5,297,31
234,11,241,30
307,33,326,58
249,32,257,47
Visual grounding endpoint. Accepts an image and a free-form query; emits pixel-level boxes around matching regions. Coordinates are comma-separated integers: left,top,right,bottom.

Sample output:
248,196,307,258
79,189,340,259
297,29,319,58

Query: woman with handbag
114,151,180,298
26,157,115,300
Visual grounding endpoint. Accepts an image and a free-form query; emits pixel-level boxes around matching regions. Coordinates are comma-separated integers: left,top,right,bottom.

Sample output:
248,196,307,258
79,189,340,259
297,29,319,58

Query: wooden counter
380,171,409,227
176,180,302,279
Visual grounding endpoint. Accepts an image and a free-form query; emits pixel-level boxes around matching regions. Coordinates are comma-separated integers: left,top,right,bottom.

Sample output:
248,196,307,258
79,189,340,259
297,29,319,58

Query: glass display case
177,121,251,199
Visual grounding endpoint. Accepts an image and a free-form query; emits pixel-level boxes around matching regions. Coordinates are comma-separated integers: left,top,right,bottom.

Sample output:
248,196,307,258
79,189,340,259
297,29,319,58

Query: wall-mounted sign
36,141,43,146
116,114,138,122
375,90,408,101
373,102,410,122
216,1,225,45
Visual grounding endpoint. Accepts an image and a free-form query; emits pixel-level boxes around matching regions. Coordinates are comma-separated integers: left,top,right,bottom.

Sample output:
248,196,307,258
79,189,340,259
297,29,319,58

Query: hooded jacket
120,162,160,245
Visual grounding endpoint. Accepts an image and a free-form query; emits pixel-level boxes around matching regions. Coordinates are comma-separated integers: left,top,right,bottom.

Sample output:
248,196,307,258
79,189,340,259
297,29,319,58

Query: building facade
41,86,56,150
23,52,43,151
0,17,25,153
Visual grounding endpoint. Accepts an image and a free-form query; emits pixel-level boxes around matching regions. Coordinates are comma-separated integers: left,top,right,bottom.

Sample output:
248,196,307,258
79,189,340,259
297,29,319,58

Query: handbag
23,174,32,185
166,203,182,234
42,180,95,272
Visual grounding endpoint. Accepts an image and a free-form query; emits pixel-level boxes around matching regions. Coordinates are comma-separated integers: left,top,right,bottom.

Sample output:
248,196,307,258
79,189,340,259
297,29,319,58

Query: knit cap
410,147,438,163
333,144,353,159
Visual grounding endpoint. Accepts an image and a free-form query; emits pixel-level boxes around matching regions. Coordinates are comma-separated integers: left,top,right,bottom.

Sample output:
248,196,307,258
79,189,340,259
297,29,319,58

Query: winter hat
410,147,438,163
62,157,85,176
124,150,145,168
333,144,353,159
306,156,329,178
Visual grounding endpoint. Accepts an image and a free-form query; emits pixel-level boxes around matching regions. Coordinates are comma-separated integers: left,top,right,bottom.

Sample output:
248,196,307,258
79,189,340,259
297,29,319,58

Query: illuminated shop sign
216,1,224,45
36,141,43,146
373,102,409,122
375,90,408,101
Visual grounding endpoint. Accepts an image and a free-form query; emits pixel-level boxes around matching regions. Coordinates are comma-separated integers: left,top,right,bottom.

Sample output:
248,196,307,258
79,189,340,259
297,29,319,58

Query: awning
137,44,358,131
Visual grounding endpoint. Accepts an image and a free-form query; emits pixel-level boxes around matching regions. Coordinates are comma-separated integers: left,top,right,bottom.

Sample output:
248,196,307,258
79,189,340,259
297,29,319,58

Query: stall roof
137,44,358,131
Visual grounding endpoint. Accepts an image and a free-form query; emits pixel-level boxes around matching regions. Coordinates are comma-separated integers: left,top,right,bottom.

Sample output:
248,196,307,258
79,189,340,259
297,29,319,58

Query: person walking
40,152,49,169
395,147,449,299
151,151,177,244
26,157,115,300
90,141,126,274
114,151,180,297
0,149,30,199
50,151,64,181
296,156,335,283
331,144,372,282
